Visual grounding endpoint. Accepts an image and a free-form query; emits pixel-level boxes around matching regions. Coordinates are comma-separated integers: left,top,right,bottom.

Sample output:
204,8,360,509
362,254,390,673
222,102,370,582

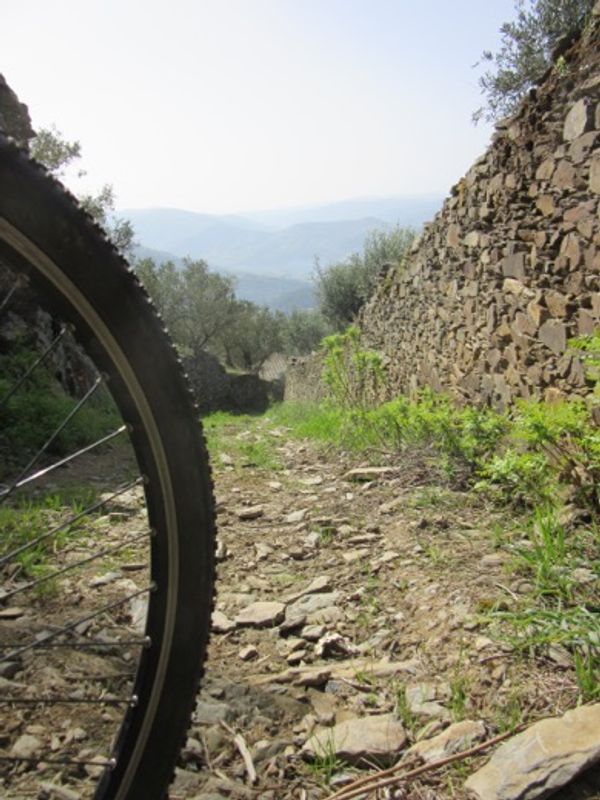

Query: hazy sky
4,0,516,214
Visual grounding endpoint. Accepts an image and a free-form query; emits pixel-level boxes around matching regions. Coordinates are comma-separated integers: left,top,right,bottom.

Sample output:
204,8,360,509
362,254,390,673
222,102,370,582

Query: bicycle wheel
0,135,216,799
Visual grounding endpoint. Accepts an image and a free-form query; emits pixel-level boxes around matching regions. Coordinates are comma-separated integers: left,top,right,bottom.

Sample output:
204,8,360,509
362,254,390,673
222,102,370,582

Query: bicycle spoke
0,754,116,769
0,476,142,566
1,530,148,601
0,637,151,650
0,275,25,315
1,695,138,706
0,376,104,505
0,584,154,665
0,425,128,500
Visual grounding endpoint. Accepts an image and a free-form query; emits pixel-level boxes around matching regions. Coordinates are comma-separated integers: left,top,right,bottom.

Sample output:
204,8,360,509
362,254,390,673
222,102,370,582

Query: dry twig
220,721,258,785
326,725,525,800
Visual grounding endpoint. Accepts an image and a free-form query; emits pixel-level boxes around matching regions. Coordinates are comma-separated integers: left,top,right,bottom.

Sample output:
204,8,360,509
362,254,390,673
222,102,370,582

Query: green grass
266,403,347,445
512,507,573,601
0,487,98,579
487,507,598,700
492,689,524,733
409,486,459,510
203,410,281,470
394,683,417,735
306,733,344,787
448,673,470,722
0,343,120,476
574,650,600,702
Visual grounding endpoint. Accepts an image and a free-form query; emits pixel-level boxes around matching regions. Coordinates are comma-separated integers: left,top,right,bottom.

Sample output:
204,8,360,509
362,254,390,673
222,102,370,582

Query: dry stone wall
359,5,600,409
284,355,327,405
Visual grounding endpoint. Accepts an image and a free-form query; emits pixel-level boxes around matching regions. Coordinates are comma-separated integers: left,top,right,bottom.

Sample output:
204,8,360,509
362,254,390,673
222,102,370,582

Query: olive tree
314,225,415,330
30,126,135,256
474,0,595,123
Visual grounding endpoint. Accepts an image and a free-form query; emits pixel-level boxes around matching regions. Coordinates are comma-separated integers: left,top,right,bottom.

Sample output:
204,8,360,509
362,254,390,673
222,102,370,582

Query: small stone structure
357,5,600,409
184,350,281,415
284,355,327,405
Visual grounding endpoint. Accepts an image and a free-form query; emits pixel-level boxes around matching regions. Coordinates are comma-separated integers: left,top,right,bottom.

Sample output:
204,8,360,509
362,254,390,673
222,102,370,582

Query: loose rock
465,703,600,800
407,719,486,763
235,601,286,628
10,733,43,759
236,505,264,520
303,713,407,766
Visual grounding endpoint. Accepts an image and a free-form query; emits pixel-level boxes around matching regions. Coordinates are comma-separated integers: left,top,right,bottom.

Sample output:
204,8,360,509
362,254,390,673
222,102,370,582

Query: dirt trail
174,419,600,800
2,423,598,799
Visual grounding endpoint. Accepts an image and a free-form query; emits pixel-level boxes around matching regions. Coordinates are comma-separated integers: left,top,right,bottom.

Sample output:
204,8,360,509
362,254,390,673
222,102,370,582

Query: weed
492,689,524,733
354,669,374,686
513,507,572,601
477,450,554,507
491,520,511,548
321,325,386,411
554,54,568,75
489,605,600,655
271,366,600,525
410,486,454,509
270,572,298,588
0,488,97,578
448,672,470,721
394,683,417,734
424,543,444,566
315,525,335,546
203,411,281,470
307,733,344,787
574,650,600,702
237,438,281,470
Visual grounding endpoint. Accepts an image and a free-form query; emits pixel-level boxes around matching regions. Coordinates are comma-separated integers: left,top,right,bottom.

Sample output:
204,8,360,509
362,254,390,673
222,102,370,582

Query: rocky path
2,419,598,799
171,418,600,800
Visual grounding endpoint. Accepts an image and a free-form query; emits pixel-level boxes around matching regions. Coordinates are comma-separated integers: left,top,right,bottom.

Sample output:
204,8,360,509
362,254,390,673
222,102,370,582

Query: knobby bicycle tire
0,135,216,799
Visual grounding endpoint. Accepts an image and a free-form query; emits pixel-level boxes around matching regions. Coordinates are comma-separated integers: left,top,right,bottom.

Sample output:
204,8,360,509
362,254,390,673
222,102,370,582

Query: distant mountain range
123,194,443,311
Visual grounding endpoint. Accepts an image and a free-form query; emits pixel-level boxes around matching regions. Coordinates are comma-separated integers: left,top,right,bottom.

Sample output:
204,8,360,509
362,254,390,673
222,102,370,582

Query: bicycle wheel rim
0,136,216,800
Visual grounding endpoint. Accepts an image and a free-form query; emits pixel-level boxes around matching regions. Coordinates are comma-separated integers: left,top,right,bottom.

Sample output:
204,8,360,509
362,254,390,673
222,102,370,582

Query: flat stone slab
465,703,600,800
303,713,407,766
235,505,264,520
249,657,419,687
193,700,232,726
283,575,332,603
211,610,236,633
235,601,285,628
344,466,397,482
286,592,340,619
407,719,486,763
285,508,309,523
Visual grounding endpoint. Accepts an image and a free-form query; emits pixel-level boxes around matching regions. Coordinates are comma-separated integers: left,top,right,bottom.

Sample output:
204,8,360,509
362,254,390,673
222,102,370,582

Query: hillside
124,195,441,279
133,244,316,311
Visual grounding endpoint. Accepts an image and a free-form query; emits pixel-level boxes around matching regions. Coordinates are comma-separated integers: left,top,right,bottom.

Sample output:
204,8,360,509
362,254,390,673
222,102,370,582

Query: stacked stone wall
284,356,327,405
357,6,600,409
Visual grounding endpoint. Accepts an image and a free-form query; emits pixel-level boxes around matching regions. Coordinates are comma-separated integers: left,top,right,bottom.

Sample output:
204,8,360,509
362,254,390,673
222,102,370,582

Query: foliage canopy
314,225,415,330
30,126,135,256
474,0,594,123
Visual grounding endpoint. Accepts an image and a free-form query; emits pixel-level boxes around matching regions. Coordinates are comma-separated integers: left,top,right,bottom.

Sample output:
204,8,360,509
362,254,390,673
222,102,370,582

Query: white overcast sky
3,0,516,214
